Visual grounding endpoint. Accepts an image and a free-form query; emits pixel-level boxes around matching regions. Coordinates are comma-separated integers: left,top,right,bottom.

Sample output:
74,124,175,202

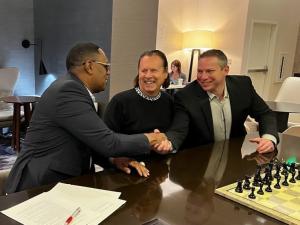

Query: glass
82,60,110,72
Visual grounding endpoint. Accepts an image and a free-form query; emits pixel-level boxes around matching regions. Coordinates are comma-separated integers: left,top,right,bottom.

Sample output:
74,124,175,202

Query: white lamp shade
182,30,213,50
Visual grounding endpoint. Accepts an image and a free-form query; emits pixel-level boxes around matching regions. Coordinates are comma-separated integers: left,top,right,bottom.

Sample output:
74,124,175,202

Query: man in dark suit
5,43,168,193
164,49,278,153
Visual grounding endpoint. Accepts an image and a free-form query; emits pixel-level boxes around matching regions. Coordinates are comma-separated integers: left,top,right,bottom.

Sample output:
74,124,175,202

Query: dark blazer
5,73,150,193
166,75,278,149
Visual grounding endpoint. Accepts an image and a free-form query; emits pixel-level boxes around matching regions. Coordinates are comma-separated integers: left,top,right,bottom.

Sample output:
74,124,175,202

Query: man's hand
111,157,150,177
145,129,172,154
249,138,275,153
144,132,167,145
153,140,173,153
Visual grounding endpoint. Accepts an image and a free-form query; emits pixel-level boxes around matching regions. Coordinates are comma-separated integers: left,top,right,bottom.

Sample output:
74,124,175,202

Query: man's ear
83,60,94,74
224,65,229,74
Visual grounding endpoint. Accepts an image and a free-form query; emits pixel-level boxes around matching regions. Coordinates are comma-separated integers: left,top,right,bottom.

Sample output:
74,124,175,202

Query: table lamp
182,30,213,82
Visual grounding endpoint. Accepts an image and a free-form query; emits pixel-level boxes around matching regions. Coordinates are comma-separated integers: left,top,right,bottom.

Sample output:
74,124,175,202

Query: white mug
178,78,183,85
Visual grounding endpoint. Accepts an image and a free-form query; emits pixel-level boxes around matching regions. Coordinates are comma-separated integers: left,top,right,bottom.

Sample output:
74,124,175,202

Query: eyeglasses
82,60,110,72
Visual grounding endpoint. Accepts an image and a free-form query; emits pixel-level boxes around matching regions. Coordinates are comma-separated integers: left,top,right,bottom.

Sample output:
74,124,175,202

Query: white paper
1,182,126,225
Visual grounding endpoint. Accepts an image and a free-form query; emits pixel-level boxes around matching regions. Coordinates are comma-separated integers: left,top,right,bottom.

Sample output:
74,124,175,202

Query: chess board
216,173,300,225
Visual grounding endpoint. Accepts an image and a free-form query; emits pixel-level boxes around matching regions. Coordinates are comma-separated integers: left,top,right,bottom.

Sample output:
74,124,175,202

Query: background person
169,59,187,85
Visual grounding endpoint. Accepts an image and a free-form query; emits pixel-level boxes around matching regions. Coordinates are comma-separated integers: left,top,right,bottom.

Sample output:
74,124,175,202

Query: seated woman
169,59,187,85
104,50,174,176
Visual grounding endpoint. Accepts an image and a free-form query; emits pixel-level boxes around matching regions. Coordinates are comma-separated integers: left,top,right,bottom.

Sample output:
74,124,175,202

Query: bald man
5,43,167,193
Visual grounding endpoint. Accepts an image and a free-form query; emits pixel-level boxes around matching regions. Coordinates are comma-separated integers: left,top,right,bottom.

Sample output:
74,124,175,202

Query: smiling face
138,55,168,96
196,56,229,96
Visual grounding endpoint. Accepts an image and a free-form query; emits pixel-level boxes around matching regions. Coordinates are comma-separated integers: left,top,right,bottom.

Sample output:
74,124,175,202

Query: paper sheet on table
1,183,125,225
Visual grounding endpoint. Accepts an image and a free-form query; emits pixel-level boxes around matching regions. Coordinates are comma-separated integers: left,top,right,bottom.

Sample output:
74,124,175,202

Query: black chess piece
265,181,272,192
282,173,289,186
274,164,281,179
252,176,260,187
243,176,251,190
257,183,264,195
255,165,262,181
282,162,288,175
296,169,300,180
290,162,296,173
248,187,256,199
235,180,243,193
289,171,296,183
274,177,281,189
262,168,269,184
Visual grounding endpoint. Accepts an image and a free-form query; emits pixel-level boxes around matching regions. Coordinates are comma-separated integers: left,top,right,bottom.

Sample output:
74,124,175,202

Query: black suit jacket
5,73,150,193
166,75,278,149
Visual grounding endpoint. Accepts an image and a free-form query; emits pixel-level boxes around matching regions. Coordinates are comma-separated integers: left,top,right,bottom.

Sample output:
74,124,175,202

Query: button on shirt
208,85,232,142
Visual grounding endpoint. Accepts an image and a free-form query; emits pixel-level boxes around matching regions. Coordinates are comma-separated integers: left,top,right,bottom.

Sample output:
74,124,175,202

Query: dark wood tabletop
0,96,40,104
1,134,297,225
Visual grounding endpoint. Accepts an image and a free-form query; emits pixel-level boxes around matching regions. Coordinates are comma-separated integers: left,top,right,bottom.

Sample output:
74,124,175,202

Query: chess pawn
289,171,296,183
282,173,289,186
248,187,256,199
274,177,281,189
296,169,300,180
265,181,272,192
257,183,264,195
235,180,243,193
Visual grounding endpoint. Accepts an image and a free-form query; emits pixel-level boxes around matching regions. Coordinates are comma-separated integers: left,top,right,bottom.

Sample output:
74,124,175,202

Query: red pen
64,207,81,225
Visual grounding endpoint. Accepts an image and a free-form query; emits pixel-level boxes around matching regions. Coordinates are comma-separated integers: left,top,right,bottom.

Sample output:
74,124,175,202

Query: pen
64,207,81,225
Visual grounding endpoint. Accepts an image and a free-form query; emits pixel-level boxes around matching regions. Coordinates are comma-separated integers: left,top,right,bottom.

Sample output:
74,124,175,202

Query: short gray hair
199,49,228,69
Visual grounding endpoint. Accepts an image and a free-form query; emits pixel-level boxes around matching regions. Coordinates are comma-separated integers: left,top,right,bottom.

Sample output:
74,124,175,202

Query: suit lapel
226,76,239,132
191,82,214,138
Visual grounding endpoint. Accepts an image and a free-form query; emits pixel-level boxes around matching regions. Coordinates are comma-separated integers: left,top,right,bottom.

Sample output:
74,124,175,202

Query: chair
275,77,300,127
0,68,20,133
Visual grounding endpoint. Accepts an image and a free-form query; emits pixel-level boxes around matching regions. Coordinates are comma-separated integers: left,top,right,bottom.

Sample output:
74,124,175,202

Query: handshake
144,129,173,154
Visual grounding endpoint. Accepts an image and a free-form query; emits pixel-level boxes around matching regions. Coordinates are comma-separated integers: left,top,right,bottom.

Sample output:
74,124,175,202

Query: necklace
135,87,161,101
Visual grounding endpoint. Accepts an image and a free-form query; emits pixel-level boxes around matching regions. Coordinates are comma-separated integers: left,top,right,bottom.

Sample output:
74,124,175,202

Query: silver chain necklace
135,87,161,101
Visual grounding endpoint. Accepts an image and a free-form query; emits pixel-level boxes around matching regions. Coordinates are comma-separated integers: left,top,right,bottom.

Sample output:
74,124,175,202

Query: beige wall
243,0,300,100
156,0,249,78
157,0,300,101
109,0,159,98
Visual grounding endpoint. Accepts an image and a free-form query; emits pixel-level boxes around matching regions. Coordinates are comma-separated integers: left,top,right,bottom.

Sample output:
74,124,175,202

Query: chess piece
255,165,262,181
262,168,269,184
296,169,300,180
274,164,281,179
282,173,289,186
248,187,256,199
235,180,243,193
290,162,296,173
252,175,260,187
274,177,281,189
257,183,264,195
282,162,288,175
265,181,272,192
243,176,251,190
289,171,296,183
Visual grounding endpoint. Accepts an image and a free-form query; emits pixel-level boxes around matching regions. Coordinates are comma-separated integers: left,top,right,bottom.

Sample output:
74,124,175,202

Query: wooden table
0,134,295,225
0,96,40,152
266,101,300,132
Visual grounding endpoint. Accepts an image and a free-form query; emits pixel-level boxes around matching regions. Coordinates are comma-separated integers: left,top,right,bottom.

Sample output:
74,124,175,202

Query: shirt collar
207,83,229,102
85,87,95,102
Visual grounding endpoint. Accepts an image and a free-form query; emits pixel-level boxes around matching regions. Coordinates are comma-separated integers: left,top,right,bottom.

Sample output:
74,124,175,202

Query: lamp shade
182,30,213,50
